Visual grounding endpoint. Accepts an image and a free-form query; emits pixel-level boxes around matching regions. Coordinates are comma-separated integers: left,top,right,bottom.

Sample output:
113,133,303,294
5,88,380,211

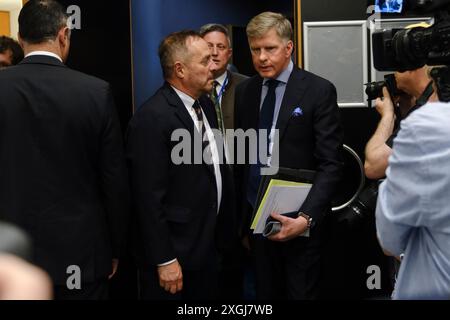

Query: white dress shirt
171,86,222,212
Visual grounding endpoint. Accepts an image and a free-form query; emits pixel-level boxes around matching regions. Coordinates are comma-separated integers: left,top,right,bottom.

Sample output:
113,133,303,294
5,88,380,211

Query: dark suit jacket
126,83,236,270
0,55,130,285
221,71,248,130
234,66,343,233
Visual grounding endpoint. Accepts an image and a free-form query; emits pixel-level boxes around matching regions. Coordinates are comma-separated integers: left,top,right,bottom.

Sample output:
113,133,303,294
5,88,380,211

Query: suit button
212,203,217,210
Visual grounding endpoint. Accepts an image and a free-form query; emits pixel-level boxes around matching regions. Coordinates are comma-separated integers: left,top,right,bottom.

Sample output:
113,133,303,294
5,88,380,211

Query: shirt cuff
157,258,177,267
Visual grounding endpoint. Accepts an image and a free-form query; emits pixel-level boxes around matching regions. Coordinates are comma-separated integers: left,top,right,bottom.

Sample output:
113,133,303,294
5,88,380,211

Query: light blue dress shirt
376,101,450,300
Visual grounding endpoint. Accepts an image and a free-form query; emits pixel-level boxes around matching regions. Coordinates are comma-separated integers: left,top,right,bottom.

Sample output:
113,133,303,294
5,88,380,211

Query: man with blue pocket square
234,12,343,299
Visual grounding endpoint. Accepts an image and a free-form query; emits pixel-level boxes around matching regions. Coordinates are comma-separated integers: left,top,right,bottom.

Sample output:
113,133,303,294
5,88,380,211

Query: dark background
57,0,391,299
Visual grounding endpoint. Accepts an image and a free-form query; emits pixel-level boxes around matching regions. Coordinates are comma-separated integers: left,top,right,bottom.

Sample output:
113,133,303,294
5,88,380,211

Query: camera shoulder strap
416,81,435,107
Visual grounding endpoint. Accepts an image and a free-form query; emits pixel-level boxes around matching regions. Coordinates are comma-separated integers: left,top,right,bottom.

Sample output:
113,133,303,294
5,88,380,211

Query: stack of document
251,179,312,235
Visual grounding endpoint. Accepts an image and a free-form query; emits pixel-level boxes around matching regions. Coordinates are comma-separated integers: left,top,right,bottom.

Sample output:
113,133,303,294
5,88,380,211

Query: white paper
253,184,312,234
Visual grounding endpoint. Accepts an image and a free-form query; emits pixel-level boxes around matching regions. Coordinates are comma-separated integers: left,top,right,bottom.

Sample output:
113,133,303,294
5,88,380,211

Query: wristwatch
298,212,314,229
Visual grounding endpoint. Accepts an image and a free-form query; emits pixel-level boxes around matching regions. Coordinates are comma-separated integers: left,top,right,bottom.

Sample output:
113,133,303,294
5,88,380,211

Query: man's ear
17,34,25,49
174,61,185,79
227,47,233,61
58,27,70,46
285,40,294,56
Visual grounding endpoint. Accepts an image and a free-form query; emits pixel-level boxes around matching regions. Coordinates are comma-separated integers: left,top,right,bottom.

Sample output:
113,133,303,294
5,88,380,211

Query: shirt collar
25,51,63,63
263,59,293,86
215,71,228,88
171,85,196,109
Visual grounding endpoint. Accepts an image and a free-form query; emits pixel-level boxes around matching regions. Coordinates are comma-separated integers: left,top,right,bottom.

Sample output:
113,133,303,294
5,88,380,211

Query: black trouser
53,278,109,300
251,232,322,300
218,238,249,299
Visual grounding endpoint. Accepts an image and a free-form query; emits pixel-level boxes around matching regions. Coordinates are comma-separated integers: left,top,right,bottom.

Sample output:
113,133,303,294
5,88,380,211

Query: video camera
365,73,404,100
372,0,450,72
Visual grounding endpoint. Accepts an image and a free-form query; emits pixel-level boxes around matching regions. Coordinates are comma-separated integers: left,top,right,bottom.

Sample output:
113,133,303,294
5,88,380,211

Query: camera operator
375,67,450,299
364,65,438,180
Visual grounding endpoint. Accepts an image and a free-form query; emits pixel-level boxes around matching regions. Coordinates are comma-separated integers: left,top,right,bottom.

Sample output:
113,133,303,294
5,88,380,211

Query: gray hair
246,12,292,42
158,30,201,79
199,23,231,47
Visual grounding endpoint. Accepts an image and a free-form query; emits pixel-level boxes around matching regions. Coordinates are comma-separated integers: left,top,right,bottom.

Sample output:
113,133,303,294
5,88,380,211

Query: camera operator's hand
365,87,396,179
375,87,395,119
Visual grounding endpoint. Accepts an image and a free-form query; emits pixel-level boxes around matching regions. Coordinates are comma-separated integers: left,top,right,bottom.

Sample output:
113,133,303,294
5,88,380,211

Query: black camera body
365,73,404,100
372,0,450,71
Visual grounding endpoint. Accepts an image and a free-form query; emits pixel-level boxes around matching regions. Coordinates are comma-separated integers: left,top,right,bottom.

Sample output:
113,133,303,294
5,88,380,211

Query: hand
375,87,395,119
267,212,309,242
108,259,119,280
157,260,183,294
0,254,53,300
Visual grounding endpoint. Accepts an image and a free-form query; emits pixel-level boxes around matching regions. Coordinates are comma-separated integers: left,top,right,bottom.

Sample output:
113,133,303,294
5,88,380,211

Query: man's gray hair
158,30,201,79
199,23,231,46
246,12,292,42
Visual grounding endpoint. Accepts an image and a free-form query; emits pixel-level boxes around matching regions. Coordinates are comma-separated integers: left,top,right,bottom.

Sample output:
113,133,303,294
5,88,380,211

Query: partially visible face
182,37,218,98
0,50,13,69
202,31,232,77
249,28,293,79
394,71,412,93
394,66,427,97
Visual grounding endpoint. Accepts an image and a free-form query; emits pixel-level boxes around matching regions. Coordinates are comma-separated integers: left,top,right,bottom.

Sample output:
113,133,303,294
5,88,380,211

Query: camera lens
365,81,385,100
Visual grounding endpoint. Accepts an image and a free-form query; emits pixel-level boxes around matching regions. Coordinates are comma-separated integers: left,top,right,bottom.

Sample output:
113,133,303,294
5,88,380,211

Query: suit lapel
276,67,308,141
246,76,264,130
221,71,233,124
162,83,196,135
163,85,217,179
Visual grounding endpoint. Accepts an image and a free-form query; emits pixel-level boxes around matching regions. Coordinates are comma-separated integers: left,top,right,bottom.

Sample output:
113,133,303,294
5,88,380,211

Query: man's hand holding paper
267,212,309,242
251,179,312,236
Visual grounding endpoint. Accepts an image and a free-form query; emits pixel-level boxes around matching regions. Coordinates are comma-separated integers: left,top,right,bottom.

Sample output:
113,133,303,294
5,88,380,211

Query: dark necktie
192,100,213,169
211,81,224,134
247,79,279,207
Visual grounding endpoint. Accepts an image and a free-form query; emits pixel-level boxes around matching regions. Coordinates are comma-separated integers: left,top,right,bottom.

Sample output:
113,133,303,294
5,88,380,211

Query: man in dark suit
0,0,129,300
199,24,248,132
234,12,343,299
126,30,236,300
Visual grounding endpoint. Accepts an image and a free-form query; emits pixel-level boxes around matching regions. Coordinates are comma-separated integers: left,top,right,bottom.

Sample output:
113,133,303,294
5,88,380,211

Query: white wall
9,8,20,40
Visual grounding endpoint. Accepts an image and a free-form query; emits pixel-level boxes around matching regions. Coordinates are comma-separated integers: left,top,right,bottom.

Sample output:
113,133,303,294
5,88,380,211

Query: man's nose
209,60,218,72
258,50,268,62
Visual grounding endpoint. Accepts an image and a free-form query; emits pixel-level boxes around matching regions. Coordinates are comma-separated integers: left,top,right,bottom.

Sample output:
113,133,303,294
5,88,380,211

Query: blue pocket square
292,107,303,117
